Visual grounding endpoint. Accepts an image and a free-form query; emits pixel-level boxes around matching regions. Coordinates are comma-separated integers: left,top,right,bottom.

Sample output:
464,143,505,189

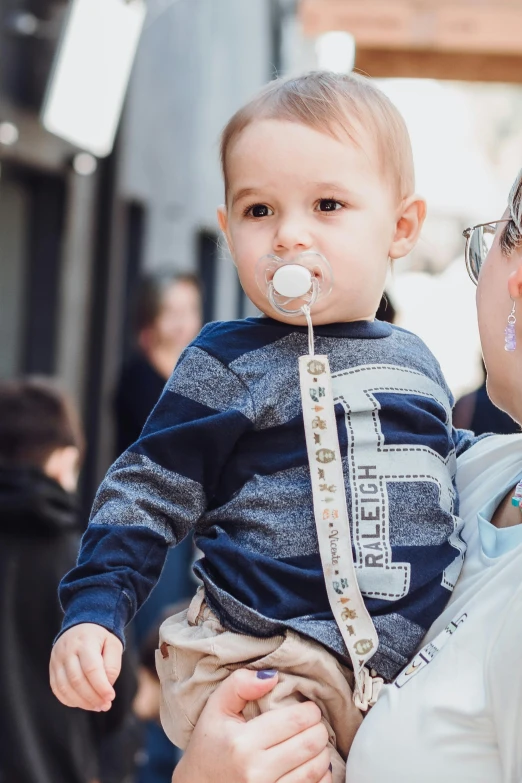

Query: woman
172,168,522,783
115,272,202,456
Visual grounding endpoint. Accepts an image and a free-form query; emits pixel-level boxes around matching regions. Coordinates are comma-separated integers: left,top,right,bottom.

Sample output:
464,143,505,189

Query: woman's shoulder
457,433,522,484
456,434,522,528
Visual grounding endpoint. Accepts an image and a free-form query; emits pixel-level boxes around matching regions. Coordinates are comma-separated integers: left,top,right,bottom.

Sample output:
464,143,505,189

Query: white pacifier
255,250,333,316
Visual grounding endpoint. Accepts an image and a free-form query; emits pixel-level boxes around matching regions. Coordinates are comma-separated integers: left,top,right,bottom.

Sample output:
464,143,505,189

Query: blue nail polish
329,762,333,772
257,668,277,679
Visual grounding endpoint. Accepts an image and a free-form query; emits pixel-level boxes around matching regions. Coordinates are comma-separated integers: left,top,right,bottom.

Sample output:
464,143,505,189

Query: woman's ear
389,195,427,260
508,262,522,300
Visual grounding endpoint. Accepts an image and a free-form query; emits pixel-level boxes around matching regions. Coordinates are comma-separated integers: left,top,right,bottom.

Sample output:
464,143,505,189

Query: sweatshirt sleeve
59,344,255,643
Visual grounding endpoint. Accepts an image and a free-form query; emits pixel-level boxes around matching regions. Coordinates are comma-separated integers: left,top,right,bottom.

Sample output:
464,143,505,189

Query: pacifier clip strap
299,347,382,710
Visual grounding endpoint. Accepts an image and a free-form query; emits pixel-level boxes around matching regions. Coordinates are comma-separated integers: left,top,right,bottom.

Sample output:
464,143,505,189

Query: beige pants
155,589,363,783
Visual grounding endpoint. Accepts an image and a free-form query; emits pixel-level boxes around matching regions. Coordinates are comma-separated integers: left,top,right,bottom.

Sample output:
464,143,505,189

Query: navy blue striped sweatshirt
60,317,475,680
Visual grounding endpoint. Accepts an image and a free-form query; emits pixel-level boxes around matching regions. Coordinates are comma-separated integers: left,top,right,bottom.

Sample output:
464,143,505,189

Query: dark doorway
197,230,218,324
0,163,66,377
121,200,147,361
0,0,68,112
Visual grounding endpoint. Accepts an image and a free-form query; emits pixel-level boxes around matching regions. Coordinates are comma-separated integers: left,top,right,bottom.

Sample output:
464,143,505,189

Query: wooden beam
354,49,522,83
300,0,522,56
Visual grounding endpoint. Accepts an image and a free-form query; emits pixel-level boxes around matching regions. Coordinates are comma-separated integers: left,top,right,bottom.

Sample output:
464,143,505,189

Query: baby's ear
217,205,228,234
389,195,427,260
217,205,237,265
508,263,522,300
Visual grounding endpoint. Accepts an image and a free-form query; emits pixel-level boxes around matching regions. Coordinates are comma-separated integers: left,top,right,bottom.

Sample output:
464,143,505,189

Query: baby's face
219,119,402,325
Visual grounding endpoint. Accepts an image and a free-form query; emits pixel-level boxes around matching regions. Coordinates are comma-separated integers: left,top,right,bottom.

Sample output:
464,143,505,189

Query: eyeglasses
462,219,510,285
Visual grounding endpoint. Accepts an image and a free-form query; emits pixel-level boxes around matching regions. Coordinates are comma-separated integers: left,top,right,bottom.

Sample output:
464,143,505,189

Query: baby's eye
316,199,343,212
245,204,274,218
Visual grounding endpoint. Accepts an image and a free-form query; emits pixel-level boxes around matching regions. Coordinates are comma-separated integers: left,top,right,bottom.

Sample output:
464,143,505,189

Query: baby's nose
273,216,313,253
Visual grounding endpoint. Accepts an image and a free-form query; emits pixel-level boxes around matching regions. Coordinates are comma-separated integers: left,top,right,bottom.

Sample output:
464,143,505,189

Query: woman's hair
0,377,85,469
502,168,522,256
133,272,202,335
220,70,415,203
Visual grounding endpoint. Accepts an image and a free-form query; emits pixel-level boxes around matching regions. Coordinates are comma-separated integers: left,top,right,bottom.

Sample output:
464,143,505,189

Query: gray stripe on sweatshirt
91,451,205,544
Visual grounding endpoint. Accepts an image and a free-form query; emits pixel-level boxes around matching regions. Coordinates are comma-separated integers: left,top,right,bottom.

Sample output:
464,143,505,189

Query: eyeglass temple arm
462,219,511,239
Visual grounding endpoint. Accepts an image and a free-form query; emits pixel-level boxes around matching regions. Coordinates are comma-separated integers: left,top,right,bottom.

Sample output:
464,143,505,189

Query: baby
51,72,474,780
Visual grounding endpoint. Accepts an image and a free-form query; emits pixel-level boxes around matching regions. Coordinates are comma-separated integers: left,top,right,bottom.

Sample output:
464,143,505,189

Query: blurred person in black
0,378,98,783
453,359,520,436
114,273,202,783
0,378,138,783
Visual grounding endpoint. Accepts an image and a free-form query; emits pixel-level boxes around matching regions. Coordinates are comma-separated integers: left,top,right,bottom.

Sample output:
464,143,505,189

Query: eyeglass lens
468,224,497,283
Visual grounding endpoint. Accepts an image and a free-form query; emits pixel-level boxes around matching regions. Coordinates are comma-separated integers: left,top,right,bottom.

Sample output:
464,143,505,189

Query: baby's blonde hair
220,71,415,204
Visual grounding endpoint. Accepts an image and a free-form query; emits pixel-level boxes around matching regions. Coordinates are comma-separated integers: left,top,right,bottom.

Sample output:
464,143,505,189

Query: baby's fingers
51,661,103,710
63,655,110,710
102,633,123,686
50,663,75,707
77,646,116,706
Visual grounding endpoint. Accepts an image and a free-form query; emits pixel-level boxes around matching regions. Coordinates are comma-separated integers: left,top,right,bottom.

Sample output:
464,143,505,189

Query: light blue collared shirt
478,472,522,558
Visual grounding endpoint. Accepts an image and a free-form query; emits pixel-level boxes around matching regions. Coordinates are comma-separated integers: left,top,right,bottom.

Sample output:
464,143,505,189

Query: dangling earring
505,301,517,352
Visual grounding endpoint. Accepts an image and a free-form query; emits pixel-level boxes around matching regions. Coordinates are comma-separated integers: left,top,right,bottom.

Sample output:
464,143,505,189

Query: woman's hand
172,669,332,783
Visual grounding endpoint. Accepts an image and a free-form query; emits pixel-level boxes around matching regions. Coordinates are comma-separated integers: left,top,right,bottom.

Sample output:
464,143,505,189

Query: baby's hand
50,623,123,712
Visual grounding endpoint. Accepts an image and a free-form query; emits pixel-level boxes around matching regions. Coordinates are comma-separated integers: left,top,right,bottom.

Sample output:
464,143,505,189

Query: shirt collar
252,316,393,340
